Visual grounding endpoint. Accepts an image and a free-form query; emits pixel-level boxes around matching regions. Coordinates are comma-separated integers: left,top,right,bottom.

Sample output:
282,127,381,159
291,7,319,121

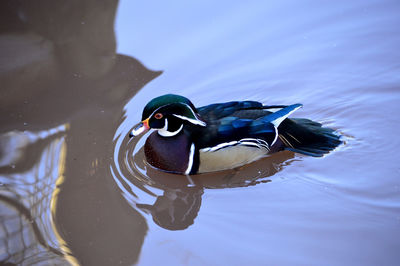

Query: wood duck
129,94,341,175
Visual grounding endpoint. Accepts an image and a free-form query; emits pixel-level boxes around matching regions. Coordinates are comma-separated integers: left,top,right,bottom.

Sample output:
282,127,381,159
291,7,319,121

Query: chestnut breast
144,131,192,174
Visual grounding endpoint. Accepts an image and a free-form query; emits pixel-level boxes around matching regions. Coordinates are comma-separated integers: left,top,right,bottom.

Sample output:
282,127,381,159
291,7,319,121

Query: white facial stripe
173,114,206,126
185,143,195,175
144,102,206,127
180,103,206,124
158,118,184,137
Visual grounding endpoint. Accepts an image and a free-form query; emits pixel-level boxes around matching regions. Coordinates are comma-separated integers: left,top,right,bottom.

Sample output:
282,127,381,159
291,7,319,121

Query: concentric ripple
110,125,297,230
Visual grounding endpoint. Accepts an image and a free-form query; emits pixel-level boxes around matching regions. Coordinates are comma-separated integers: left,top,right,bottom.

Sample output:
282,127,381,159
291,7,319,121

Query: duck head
129,94,206,138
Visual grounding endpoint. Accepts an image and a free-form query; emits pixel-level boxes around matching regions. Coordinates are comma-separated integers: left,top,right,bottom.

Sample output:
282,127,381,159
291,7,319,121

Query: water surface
1,0,400,265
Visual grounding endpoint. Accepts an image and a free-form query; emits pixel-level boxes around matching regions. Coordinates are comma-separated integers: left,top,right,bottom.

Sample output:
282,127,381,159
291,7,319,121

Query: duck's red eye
154,113,163,119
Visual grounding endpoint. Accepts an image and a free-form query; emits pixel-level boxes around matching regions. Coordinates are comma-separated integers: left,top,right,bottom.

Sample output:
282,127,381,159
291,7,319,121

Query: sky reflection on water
116,0,400,265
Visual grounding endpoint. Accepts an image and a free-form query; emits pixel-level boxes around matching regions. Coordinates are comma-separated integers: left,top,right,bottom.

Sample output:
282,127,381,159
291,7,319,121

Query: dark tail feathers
278,118,342,157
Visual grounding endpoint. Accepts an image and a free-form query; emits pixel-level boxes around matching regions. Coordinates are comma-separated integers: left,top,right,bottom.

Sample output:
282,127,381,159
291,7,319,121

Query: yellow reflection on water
50,124,80,266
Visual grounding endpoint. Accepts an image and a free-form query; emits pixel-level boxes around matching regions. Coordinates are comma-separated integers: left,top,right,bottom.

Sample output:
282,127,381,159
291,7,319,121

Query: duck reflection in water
115,139,295,231
137,187,204,231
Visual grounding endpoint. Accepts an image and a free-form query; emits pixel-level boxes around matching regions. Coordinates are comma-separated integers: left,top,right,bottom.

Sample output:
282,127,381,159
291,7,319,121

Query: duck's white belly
198,145,268,173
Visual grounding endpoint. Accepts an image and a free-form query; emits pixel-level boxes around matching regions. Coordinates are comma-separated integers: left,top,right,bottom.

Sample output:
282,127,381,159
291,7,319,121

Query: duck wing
193,102,302,149
195,100,341,157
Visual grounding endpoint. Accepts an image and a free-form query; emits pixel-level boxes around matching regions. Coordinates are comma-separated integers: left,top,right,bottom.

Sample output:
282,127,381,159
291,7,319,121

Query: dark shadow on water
0,1,160,265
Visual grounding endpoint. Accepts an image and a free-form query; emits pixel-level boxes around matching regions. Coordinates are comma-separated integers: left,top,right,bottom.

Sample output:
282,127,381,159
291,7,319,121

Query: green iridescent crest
142,94,206,126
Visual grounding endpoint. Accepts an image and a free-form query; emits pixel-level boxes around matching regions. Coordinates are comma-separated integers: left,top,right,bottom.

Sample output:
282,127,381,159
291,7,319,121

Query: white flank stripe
185,143,195,175
241,138,258,142
207,141,238,152
200,138,270,153
240,141,269,150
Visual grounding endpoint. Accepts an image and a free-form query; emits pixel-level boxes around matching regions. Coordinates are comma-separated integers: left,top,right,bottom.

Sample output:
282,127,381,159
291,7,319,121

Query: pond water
1,0,400,265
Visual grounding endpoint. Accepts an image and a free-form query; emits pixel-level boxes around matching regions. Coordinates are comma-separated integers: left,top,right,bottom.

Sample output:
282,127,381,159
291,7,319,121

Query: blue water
115,0,400,265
